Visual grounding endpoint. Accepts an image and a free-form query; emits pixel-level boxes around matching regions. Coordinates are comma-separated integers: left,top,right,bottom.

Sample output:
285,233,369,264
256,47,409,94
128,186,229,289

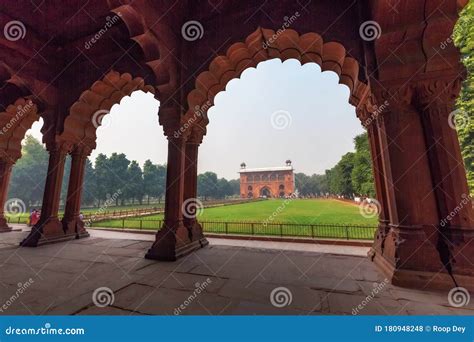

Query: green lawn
93,199,379,240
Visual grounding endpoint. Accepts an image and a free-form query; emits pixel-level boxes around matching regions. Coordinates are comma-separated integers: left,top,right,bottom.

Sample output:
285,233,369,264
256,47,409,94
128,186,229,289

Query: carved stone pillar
0,158,14,232
415,79,474,288
369,85,454,289
146,135,200,260
183,130,208,247
356,98,391,253
62,145,91,239
21,142,75,247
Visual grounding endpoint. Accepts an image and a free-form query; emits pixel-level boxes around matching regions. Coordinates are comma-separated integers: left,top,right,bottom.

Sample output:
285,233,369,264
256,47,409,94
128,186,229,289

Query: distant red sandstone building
239,160,295,199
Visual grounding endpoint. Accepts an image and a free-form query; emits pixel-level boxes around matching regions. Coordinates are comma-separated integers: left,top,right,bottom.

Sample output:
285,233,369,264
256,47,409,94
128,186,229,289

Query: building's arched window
247,192,253,198
262,174,269,181
279,184,285,190
248,185,253,191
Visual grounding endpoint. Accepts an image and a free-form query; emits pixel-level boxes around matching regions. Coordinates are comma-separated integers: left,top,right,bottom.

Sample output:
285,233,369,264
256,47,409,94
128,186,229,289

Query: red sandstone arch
184,27,370,128
59,70,155,150
0,97,40,161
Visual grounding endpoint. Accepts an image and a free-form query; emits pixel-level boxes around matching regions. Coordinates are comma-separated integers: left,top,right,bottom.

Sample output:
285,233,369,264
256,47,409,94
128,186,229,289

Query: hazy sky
28,58,364,180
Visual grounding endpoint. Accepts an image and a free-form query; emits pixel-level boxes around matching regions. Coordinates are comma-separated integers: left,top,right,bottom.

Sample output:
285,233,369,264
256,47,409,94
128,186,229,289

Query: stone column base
371,251,474,291
0,217,12,233
370,225,474,291
186,220,209,248
62,219,90,239
145,222,206,261
20,218,76,247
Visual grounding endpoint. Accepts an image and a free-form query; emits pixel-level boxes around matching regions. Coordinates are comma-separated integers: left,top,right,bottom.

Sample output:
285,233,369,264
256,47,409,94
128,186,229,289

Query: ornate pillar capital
415,77,462,110
371,83,415,113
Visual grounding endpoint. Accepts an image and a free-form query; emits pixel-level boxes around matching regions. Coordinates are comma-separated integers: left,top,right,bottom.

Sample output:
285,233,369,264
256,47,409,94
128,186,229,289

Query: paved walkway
0,226,472,315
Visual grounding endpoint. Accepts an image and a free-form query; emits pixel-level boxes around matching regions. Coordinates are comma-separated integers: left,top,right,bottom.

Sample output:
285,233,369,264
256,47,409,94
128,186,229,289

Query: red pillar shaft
146,137,198,260
21,144,75,246
183,141,207,246
0,159,14,232
62,149,89,238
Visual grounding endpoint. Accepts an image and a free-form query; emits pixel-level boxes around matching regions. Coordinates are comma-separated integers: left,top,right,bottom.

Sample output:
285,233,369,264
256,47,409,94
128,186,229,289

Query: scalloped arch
0,97,40,161
60,71,155,151
185,27,370,127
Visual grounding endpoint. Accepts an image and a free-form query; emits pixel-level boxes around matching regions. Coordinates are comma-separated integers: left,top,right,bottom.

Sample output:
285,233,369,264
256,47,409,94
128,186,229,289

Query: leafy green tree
143,160,166,203
125,160,144,204
94,154,110,206
82,158,96,206
454,2,474,195
351,133,375,197
327,152,355,197
197,172,219,200
8,135,48,207
107,153,130,205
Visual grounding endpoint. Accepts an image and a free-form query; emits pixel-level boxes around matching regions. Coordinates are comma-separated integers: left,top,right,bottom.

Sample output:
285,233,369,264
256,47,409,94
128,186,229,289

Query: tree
228,179,240,196
125,161,144,204
107,153,130,205
82,158,96,206
454,3,474,195
217,178,233,198
351,133,375,197
8,135,48,208
197,172,219,200
327,152,355,197
143,160,166,203
94,154,110,206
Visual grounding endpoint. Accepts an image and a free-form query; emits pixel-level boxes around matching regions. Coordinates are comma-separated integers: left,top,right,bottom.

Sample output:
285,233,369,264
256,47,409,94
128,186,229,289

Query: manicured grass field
93,199,379,240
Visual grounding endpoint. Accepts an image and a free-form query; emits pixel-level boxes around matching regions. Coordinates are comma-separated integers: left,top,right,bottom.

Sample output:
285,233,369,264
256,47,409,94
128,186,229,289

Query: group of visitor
28,209,41,226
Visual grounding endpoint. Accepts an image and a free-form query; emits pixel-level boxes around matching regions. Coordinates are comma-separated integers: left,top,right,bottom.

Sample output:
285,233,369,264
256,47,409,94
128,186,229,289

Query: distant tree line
295,133,375,198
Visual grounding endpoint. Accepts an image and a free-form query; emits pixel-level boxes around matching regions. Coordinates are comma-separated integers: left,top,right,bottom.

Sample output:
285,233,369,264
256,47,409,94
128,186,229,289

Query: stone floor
0,228,472,315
